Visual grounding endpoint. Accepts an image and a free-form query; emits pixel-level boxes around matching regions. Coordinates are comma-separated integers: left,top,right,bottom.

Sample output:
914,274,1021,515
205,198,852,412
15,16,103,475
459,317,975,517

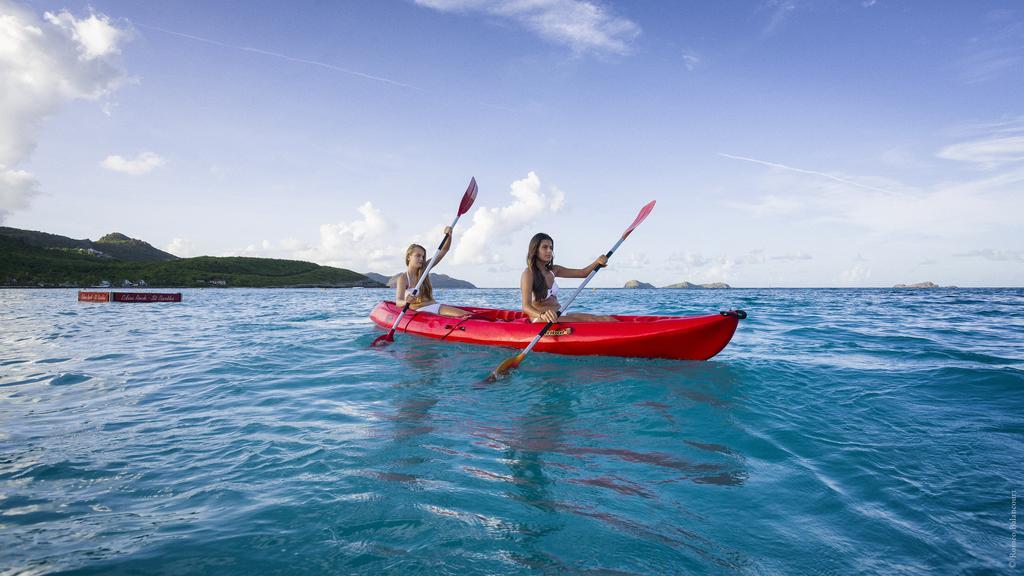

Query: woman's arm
521,269,558,322
395,273,409,307
552,255,609,279
426,225,454,269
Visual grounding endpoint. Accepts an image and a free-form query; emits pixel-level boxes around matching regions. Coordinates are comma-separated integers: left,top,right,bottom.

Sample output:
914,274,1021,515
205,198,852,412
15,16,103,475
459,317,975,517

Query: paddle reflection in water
368,345,449,479
462,359,751,572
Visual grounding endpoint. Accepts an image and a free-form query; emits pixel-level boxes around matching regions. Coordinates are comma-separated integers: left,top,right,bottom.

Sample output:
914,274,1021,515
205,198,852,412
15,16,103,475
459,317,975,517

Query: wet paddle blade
371,332,395,347
458,177,478,216
622,200,656,239
487,353,523,381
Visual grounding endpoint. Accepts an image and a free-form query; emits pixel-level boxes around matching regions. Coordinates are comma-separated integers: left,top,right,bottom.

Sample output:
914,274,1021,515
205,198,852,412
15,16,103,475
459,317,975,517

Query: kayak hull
369,301,742,361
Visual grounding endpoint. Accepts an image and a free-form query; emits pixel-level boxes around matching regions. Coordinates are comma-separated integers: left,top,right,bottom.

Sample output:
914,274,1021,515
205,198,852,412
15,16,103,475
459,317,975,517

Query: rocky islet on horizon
624,280,731,289
893,281,958,289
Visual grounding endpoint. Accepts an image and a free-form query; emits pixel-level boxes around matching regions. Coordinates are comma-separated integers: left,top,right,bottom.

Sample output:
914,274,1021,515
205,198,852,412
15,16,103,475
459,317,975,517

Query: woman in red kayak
395,226,471,317
521,232,618,323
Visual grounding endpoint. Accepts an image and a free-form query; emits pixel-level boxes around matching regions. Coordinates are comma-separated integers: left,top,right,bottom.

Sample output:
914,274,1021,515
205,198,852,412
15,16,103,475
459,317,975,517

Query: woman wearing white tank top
520,232,618,323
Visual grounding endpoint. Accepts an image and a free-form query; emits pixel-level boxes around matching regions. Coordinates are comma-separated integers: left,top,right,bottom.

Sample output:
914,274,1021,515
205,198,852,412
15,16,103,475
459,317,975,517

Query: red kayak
369,301,745,361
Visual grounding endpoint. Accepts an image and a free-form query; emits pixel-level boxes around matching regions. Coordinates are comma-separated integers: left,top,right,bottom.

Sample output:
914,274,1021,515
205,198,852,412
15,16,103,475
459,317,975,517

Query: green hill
0,227,179,261
94,232,181,261
0,229,383,288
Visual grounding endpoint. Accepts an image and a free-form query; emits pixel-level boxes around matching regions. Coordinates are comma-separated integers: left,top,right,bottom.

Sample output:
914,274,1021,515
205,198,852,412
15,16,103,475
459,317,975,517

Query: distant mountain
363,272,391,285
664,281,731,289
893,281,957,289
365,272,477,289
0,227,178,262
0,227,384,288
624,280,656,289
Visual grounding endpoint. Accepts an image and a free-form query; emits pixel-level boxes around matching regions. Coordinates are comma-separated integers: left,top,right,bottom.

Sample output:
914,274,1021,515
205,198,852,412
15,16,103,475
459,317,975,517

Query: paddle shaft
386,212,461,335
516,236,627,357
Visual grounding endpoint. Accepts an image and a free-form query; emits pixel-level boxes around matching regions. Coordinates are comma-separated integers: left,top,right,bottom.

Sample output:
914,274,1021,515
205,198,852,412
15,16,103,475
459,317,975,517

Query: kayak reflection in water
520,232,618,323
395,226,471,318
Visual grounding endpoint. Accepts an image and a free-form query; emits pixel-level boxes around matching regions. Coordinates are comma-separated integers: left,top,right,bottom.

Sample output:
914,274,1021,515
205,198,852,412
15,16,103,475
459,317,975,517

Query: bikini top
405,272,433,305
545,276,560,300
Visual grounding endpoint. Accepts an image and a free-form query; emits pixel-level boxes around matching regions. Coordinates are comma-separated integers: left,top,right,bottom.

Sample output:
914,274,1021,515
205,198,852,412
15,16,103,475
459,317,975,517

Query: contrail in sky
134,22,424,91
719,152,897,195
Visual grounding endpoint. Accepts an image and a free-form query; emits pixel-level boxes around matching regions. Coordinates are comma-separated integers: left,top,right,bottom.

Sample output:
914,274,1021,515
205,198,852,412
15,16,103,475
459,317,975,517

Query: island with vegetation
0,227,383,288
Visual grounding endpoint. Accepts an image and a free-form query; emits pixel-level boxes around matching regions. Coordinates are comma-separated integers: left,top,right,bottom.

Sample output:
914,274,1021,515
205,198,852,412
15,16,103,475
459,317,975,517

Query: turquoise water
1,287,1021,575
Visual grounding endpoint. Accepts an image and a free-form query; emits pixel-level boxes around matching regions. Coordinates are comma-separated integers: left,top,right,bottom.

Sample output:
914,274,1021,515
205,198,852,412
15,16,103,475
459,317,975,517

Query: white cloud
665,251,766,283
937,136,1024,169
616,251,651,269
721,151,1023,237
280,238,308,252
321,202,389,246
236,174,565,275
681,50,701,71
414,0,640,55
165,237,199,258
0,2,129,220
761,0,797,36
957,49,1021,84
818,169,1023,237
451,171,566,265
839,264,871,285
285,201,401,273
953,11,1024,85
219,240,278,258
667,251,710,270
0,168,40,224
703,258,738,283
43,10,125,61
101,152,165,175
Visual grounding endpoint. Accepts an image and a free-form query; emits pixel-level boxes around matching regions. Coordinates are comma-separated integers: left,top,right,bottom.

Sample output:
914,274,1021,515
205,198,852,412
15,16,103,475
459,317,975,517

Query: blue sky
2,0,1022,287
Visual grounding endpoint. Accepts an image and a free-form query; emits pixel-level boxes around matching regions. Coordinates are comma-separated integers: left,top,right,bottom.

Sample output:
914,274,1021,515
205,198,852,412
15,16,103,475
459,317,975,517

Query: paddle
371,177,478,347
486,200,656,380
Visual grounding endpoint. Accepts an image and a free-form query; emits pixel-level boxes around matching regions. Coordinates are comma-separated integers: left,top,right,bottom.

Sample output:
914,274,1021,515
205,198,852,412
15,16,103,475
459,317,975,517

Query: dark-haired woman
520,232,617,323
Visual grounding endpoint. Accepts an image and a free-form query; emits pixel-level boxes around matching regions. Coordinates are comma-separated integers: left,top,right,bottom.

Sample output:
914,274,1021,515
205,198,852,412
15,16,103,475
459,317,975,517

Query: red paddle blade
622,200,656,239
487,353,523,381
458,177,478,216
371,332,394,347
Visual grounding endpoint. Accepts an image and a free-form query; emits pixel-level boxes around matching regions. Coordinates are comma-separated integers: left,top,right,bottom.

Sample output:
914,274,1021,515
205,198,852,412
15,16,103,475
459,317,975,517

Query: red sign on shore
111,292,182,303
78,291,110,302
78,291,181,303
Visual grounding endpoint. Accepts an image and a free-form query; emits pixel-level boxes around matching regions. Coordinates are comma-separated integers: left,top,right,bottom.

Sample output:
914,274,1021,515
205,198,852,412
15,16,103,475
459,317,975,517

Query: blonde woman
395,226,470,318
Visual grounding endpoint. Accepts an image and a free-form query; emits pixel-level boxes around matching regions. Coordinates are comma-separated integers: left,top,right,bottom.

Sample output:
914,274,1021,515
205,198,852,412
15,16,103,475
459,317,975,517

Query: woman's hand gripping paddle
486,200,655,380
372,177,478,347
